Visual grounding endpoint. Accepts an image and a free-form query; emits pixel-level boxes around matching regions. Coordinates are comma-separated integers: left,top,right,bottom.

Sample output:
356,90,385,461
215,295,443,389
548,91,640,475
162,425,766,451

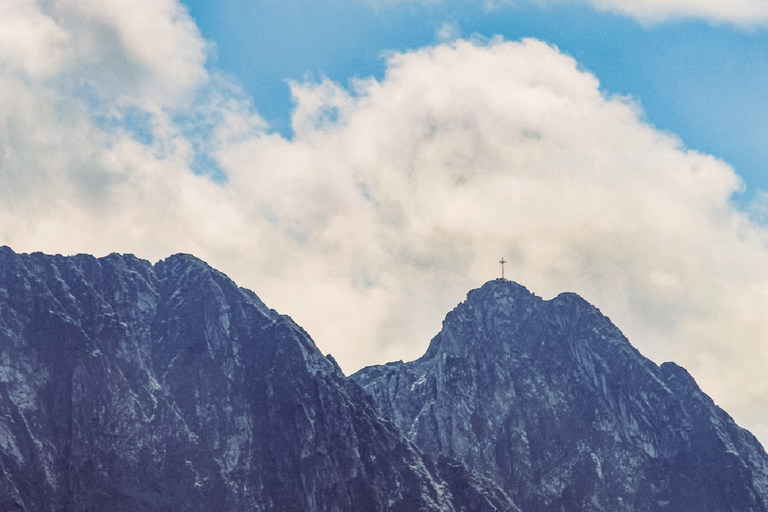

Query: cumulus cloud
2,2,768,446
0,0,217,255
217,38,768,445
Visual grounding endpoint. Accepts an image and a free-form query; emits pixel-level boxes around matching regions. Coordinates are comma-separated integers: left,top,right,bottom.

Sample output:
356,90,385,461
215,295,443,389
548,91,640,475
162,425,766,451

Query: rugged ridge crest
353,279,768,511
0,248,516,511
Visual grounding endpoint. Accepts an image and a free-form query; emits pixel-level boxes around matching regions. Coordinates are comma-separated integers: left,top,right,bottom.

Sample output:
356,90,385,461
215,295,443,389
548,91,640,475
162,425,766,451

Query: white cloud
1,3,768,447
49,0,208,109
0,0,70,78
436,22,462,42
586,0,768,26
0,0,209,109
216,38,768,446
0,1,255,294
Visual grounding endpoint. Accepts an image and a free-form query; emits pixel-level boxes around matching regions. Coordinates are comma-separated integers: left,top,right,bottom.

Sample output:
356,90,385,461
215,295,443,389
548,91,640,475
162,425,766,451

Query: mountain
352,279,768,511
0,247,517,511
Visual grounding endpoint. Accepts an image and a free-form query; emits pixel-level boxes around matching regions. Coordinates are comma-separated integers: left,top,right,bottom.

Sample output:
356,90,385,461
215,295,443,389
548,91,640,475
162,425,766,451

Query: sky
1,0,768,445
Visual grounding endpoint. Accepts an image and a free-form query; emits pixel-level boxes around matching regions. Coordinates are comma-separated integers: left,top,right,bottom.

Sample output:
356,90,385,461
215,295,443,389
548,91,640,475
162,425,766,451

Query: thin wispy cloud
588,0,768,26
370,0,768,26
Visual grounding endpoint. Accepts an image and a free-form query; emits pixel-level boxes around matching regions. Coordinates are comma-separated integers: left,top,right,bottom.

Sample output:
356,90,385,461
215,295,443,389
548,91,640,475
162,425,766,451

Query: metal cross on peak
499,257,507,280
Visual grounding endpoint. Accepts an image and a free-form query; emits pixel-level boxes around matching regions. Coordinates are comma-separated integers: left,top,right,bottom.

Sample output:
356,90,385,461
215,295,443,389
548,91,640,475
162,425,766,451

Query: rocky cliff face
353,279,768,511
0,248,517,511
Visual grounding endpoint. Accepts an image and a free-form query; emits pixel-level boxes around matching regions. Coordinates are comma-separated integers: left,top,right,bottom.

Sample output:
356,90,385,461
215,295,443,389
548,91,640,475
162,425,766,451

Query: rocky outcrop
0,247,516,511
353,279,768,511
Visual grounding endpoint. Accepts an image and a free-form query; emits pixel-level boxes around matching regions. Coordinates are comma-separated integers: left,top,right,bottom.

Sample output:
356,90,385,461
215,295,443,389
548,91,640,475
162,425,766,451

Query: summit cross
499,258,507,280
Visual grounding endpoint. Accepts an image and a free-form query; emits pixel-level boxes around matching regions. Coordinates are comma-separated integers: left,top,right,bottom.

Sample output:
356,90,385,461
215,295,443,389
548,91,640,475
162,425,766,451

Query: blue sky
182,0,768,202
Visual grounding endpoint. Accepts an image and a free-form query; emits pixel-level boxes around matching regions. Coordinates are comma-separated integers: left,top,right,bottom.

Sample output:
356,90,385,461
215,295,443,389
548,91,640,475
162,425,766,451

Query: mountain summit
353,279,768,511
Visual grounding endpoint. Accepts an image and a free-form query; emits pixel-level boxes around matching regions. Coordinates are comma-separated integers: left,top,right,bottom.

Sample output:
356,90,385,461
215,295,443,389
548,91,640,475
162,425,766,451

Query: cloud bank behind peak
1,2,768,446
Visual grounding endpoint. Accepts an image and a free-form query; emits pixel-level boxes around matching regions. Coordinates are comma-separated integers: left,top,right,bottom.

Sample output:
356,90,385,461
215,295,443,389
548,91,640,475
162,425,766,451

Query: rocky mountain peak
354,280,768,511
457,279,541,324
467,278,535,302
422,279,540,360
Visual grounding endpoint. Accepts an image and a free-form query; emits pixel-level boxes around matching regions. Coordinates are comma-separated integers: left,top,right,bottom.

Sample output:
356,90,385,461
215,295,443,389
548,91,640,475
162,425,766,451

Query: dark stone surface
353,279,768,511
0,247,516,511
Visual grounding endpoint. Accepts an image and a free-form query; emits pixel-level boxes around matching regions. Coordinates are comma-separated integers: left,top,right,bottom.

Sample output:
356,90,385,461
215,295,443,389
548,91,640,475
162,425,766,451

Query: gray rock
353,279,768,511
0,247,516,511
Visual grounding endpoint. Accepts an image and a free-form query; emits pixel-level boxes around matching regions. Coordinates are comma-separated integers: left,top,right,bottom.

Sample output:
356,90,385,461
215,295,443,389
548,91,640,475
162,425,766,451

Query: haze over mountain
353,279,768,511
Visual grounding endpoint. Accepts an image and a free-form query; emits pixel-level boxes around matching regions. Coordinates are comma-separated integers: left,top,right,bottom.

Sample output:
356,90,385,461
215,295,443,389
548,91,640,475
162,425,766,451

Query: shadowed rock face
0,247,517,512
353,279,768,512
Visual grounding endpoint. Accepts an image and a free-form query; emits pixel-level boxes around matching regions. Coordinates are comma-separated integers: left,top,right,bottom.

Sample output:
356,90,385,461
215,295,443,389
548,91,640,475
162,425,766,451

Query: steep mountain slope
353,279,768,511
0,247,517,511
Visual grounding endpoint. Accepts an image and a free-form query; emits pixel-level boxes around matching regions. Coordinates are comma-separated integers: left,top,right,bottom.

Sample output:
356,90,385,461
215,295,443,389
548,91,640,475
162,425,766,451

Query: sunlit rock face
353,279,768,512
0,247,517,512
